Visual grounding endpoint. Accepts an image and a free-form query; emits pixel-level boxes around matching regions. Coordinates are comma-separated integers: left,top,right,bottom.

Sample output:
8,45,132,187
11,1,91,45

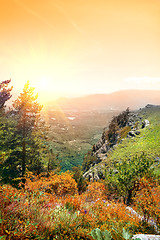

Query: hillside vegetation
83,105,160,180
0,80,160,239
82,105,160,209
108,106,160,162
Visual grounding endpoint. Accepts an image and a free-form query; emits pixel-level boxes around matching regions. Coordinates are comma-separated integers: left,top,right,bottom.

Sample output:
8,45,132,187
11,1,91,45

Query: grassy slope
107,107,160,176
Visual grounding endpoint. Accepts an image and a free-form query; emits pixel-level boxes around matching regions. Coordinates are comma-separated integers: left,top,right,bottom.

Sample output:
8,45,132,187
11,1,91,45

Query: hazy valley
43,109,120,171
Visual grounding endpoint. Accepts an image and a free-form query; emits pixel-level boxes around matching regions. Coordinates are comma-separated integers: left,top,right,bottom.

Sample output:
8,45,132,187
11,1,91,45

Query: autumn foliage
83,181,107,202
134,177,160,226
1,172,159,240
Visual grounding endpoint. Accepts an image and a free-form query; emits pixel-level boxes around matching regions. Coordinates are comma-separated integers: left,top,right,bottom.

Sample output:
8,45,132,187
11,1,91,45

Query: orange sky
0,0,160,102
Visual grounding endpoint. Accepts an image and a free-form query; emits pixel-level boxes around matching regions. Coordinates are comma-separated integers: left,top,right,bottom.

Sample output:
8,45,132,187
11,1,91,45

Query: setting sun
35,78,53,104
39,78,48,90
33,77,64,104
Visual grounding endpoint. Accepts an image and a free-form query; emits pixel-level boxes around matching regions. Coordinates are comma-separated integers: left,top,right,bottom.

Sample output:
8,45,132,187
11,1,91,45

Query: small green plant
90,228,134,240
110,228,132,240
118,126,131,142
0,236,6,240
122,228,131,240
90,228,112,240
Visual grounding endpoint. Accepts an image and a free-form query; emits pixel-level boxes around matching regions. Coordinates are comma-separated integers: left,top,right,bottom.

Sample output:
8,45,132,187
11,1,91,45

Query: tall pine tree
12,81,43,183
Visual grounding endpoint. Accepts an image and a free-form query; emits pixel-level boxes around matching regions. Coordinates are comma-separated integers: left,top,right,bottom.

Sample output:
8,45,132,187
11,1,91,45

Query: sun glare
32,73,83,105
38,78,48,90
34,77,62,105
34,78,51,104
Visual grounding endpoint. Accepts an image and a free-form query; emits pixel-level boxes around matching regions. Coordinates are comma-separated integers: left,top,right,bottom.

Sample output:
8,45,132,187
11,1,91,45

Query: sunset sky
0,0,160,102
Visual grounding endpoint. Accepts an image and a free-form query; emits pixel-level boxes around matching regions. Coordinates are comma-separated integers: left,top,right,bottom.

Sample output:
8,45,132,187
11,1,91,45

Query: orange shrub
83,181,107,202
89,200,140,234
134,177,160,224
49,172,78,197
24,171,78,198
65,195,83,212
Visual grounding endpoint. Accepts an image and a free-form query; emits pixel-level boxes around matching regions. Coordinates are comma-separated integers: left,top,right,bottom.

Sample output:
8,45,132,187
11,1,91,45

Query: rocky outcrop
83,105,158,181
83,164,105,181
92,110,143,162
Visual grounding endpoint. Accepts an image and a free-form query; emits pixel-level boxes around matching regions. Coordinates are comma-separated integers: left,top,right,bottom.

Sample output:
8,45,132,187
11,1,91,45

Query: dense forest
0,79,160,240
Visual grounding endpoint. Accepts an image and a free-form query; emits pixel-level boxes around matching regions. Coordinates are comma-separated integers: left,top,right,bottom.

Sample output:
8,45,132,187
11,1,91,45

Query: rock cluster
93,111,148,163
83,164,105,182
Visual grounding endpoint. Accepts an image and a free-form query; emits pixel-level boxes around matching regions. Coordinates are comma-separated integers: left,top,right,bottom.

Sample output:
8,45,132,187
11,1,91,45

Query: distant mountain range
48,90,160,111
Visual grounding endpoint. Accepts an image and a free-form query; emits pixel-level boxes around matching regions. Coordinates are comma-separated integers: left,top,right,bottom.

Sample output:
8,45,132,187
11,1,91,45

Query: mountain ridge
48,89,160,111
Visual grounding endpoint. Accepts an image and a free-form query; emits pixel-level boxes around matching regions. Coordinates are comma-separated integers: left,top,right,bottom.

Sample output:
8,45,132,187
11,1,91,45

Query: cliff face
83,104,160,181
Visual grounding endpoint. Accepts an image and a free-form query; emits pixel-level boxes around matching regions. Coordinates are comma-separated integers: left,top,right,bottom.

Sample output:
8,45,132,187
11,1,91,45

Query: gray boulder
95,139,103,150
142,119,150,128
100,143,109,153
132,235,160,240
128,131,136,137
135,130,140,135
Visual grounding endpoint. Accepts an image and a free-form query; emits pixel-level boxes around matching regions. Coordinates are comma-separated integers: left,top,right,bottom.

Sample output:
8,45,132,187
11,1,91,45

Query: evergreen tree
72,166,87,194
0,79,14,184
46,148,61,175
12,81,43,183
0,114,20,186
